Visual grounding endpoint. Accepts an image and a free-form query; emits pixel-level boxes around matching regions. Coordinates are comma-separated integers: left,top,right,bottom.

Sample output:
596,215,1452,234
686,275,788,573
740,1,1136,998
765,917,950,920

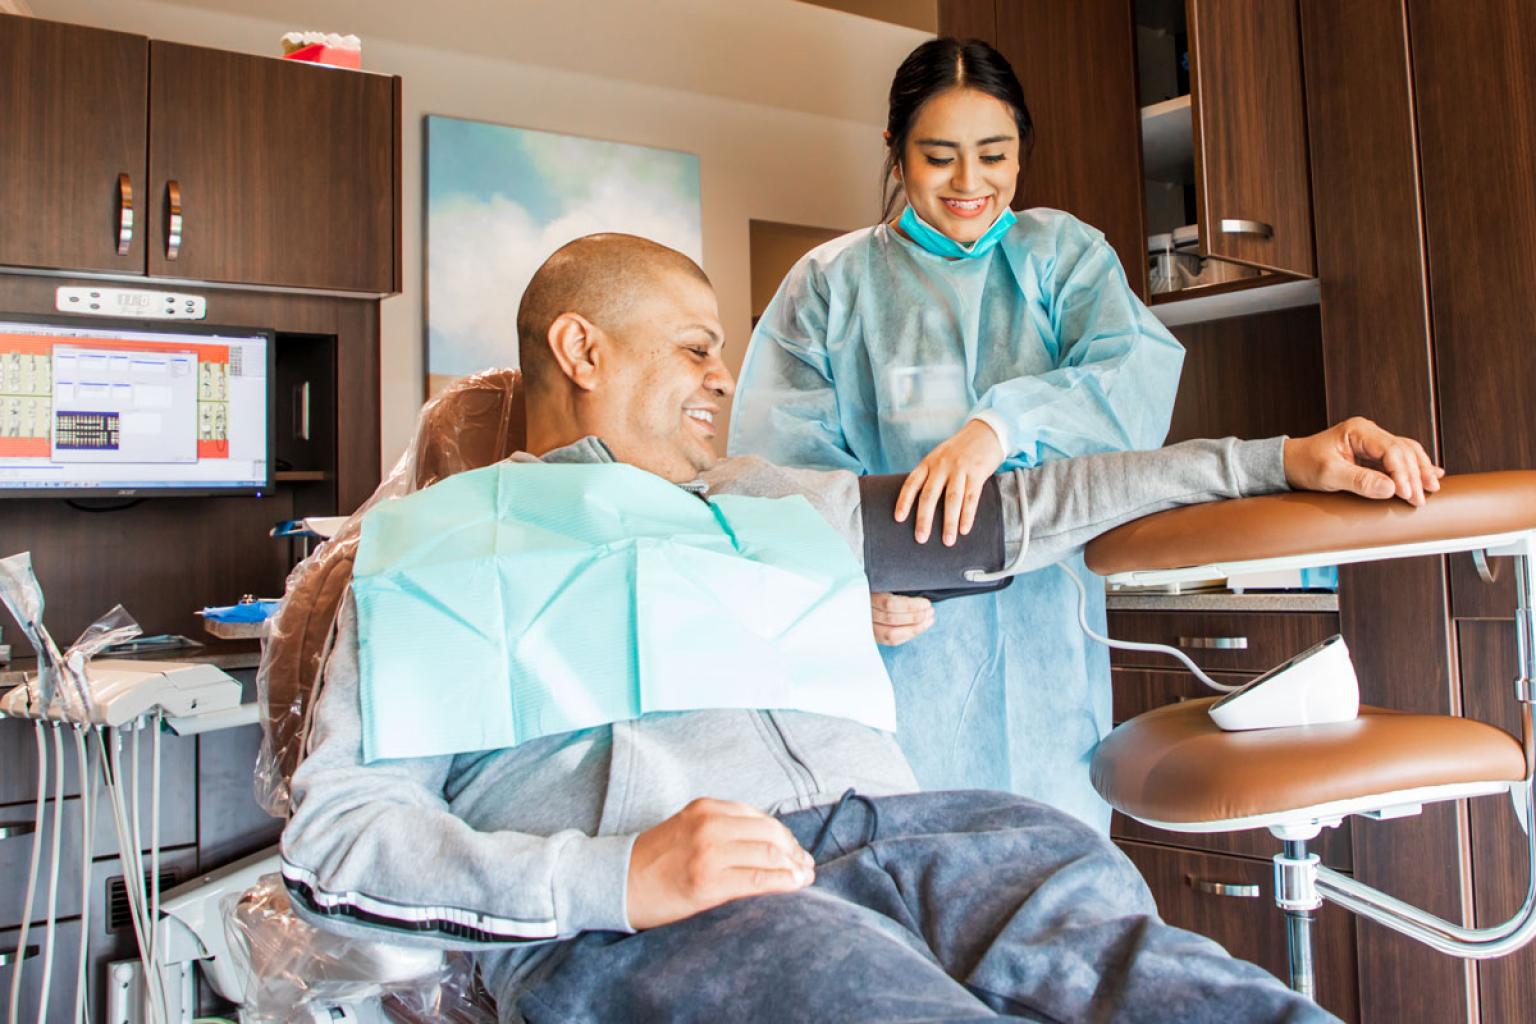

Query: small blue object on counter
200,600,281,624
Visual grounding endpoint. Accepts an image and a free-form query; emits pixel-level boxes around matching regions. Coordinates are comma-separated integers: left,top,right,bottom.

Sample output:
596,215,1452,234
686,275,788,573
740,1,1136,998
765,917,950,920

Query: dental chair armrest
858,473,1012,601
1085,470,1536,580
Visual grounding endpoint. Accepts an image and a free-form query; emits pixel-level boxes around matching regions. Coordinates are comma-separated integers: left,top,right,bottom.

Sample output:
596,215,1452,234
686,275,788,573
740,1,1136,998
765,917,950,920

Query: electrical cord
35,724,66,1024
1056,561,1241,694
99,727,166,1024
72,727,93,1024
7,721,47,1024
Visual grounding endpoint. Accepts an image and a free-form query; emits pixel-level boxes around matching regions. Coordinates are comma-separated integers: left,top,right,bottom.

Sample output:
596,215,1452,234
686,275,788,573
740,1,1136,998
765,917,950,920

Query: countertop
0,638,263,689
1106,591,1339,613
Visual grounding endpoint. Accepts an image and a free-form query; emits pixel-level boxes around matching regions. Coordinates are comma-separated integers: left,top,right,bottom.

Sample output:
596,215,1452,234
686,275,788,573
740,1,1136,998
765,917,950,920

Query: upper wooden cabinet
0,16,148,275
940,0,1317,302
147,42,400,293
0,14,401,295
1186,0,1315,276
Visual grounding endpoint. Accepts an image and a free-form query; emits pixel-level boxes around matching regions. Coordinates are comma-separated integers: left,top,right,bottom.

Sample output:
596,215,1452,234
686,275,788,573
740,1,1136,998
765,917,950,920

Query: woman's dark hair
881,37,1034,220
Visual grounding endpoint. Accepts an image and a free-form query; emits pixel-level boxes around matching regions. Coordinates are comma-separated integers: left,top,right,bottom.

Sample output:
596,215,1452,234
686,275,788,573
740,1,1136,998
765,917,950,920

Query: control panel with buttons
54,286,208,320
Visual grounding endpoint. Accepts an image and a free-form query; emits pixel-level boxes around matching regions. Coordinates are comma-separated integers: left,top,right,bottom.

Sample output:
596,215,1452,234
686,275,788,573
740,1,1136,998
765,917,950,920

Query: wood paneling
1187,0,1315,276
0,275,380,643
1458,620,1536,1021
1301,1,1470,1018
0,15,148,275
1119,841,1360,1021
936,0,994,43
146,42,399,293
1166,305,1329,443
1410,0,1536,627
1410,0,1536,479
990,0,1148,296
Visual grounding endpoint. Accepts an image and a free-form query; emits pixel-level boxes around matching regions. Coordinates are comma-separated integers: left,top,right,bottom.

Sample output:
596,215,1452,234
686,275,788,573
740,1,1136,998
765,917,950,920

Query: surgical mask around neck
897,204,1017,260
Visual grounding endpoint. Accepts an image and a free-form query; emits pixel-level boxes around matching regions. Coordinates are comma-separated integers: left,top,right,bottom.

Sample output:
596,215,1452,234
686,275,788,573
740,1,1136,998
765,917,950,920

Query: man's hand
896,419,1006,546
1283,417,1445,506
871,592,935,646
626,798,814,931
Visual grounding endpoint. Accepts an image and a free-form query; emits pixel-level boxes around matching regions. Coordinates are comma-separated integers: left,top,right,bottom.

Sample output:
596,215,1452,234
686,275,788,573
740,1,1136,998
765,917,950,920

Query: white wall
32,0,929,467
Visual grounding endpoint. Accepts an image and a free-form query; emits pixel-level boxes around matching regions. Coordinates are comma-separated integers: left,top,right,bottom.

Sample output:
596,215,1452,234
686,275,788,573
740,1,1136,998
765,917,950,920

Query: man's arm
705,418,1441,594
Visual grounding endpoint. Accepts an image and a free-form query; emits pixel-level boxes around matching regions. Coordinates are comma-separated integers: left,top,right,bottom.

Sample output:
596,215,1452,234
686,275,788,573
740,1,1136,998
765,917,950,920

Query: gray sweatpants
513,790,1334,1023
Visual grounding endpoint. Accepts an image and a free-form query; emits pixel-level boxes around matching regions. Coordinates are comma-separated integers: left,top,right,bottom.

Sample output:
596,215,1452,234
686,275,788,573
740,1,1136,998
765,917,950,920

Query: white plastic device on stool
1207,634,1360,732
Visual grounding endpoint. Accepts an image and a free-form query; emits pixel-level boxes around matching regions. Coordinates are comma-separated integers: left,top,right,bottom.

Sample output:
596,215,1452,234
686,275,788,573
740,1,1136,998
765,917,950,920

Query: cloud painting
425,116,703,393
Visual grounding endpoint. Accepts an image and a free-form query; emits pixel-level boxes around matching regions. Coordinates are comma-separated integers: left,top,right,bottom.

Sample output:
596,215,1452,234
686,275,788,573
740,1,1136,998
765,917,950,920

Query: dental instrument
0,554,245,1024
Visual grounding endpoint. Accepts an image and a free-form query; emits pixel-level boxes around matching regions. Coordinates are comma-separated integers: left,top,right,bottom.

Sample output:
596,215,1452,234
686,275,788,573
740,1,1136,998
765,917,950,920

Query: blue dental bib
351,462,896,762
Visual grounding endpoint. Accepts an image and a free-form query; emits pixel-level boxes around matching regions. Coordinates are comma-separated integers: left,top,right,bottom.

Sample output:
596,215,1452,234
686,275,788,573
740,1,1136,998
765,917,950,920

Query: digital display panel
0,315,273,497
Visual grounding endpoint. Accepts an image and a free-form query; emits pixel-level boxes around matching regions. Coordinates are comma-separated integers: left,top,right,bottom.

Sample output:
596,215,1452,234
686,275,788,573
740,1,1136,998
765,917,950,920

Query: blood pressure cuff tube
857,473,1013,602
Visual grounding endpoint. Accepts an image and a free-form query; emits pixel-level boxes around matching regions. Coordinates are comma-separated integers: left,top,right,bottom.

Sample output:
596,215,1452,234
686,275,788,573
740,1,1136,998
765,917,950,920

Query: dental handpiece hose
7,721,47,1024
35,723,67,1024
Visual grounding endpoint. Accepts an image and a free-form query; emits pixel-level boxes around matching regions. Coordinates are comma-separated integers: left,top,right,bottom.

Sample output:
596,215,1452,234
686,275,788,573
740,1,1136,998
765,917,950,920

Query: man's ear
546,313,603,391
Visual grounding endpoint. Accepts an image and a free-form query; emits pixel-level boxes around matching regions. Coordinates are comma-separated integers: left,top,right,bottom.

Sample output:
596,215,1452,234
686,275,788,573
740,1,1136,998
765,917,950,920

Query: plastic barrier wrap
0,550,143,720
224,874,502,1023
254,367,523,815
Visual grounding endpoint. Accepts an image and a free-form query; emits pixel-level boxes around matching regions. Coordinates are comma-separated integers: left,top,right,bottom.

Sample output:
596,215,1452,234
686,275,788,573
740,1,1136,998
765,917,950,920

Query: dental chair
153,368,524,1023
1085,472,1536,999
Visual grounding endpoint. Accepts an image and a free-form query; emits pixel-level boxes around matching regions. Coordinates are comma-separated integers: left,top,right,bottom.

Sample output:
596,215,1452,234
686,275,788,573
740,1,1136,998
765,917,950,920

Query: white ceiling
123,0,932,125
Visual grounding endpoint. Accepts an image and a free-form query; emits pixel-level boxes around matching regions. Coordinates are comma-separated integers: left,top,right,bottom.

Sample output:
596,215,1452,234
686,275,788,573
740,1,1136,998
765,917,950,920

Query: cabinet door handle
293,381,311,442
1218,218,1274,239
0,821,35,840
1178,635,1248,650
165,180,183,261
0,945,39,967
1186,876,1261,899
116,173,134,256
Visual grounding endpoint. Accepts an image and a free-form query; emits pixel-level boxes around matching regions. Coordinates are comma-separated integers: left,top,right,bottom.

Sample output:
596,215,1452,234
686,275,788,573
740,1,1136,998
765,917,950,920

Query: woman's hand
870,592,935,646
895,419,1006,545
1283,417,1445,506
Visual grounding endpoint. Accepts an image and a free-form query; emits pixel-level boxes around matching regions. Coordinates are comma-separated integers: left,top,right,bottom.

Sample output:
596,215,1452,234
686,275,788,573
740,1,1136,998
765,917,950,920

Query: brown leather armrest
1085,470,1536,577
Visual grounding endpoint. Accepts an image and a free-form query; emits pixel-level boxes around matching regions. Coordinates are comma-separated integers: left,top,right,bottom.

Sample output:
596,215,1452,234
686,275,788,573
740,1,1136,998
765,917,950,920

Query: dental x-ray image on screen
0,314,273,497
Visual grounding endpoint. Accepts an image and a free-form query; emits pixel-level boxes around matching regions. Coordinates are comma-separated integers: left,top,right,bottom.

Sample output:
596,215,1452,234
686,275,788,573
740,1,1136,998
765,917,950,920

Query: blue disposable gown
728,208,1184,829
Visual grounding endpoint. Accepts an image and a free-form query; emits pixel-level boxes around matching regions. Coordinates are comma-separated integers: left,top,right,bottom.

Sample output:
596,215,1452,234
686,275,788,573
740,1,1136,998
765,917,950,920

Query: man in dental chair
281,234,1440,1023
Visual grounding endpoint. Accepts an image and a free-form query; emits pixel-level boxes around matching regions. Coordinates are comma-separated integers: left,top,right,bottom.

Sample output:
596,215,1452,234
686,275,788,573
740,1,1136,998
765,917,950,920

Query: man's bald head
517,233,711,393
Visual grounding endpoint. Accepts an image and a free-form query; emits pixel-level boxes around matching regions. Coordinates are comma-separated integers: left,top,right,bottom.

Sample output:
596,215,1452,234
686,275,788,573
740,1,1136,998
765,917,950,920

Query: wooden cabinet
0,16,147,275
1120,842,1360,1021
940,1,1317,303
1185,0,1315,275
147,42,400,292
1106,609,1338,674
0,13,401,294
1137,0,1316,298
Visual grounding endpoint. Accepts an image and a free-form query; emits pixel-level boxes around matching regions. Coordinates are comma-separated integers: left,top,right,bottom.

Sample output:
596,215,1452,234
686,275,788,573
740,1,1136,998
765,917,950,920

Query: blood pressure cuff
858,473,1013,602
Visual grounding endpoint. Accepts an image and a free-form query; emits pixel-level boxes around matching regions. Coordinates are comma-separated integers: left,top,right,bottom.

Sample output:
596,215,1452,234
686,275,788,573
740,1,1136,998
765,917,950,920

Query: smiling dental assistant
728,38,1185,829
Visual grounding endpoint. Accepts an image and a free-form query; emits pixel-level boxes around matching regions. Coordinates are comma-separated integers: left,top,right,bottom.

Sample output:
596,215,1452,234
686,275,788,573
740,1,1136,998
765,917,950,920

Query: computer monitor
0,313,275,497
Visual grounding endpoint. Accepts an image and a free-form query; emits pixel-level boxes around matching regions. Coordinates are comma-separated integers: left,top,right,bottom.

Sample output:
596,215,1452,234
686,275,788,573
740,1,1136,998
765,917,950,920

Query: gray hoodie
280,435,1287,1005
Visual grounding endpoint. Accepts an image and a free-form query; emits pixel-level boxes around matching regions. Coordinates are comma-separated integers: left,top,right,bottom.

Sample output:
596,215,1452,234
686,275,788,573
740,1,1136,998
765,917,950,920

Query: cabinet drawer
1117,840,1359,1022
0,716,196,812
1106,610,1337,673
0,918,82,1019
0,799,84,929
1111,666,1249,723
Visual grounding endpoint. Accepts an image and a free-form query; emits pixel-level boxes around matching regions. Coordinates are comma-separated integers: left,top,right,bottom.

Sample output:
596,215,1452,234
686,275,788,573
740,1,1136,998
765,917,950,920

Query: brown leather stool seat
1092,698,1528,828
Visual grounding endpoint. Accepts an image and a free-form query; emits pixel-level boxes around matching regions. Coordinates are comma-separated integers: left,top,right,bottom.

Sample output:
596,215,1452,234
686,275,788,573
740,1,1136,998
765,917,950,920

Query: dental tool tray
0,659,242,727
